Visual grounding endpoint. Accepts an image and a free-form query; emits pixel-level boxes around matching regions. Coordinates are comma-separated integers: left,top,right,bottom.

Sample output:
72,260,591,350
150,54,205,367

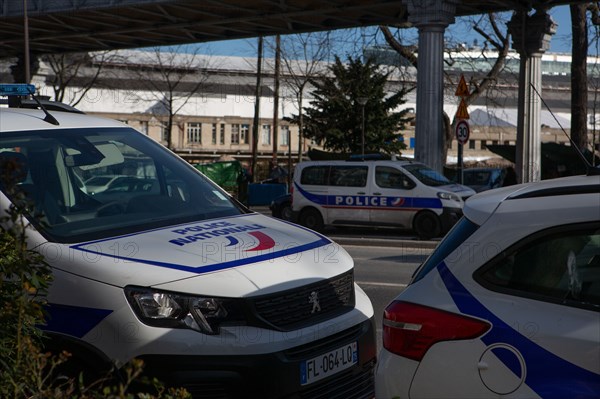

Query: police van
292,160,475,239
0,85,376,398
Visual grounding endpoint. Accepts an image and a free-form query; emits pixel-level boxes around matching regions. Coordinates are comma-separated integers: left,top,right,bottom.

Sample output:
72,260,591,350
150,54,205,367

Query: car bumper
375,347,419,399
138,317,377,399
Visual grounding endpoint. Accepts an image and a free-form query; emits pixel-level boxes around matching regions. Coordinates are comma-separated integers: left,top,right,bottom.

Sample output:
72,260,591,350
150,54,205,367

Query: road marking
357,281,408,288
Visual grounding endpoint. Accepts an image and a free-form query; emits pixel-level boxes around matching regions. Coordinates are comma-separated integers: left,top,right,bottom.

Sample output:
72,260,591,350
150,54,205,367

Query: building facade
2,48,599,172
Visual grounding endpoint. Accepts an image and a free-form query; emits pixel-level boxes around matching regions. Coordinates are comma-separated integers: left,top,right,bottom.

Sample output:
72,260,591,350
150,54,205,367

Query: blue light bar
0,84,35,96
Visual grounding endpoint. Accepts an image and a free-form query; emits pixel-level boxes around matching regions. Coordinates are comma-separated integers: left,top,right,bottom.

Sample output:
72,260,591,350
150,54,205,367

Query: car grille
251,270,355,331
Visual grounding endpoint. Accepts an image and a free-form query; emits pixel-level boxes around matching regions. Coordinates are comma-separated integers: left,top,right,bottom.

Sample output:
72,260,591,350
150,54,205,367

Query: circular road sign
455,119,470,145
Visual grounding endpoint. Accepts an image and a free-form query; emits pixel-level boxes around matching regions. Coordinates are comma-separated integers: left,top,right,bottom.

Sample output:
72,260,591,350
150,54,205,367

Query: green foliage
0,188,53,398
300,56,412,155
0,185,190,398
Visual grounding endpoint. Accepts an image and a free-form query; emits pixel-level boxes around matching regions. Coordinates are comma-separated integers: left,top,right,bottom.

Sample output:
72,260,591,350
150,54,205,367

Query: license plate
300,342,358,386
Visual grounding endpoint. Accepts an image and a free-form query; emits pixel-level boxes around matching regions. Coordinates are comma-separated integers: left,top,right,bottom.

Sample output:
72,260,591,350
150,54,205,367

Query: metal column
404,0,458,173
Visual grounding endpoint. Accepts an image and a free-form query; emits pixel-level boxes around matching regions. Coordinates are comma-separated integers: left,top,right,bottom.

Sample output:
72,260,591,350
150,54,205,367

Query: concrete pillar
509,10,556,182
403,0,458,172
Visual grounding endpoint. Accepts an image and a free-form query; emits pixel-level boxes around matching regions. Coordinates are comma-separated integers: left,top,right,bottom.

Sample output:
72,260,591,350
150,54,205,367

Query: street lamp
357,97,368,159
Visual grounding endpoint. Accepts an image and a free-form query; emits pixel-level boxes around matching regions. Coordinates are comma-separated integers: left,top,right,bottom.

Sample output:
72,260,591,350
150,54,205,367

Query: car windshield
0,127,246,243
403,163,451,187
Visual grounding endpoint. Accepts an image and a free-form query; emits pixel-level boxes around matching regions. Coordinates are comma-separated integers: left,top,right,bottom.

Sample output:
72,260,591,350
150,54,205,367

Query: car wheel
299,208,324,231
413,211,441,240
280,203,293,221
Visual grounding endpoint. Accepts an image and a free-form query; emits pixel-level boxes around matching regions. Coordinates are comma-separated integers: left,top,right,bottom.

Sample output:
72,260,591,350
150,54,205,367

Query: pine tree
300,56,411,155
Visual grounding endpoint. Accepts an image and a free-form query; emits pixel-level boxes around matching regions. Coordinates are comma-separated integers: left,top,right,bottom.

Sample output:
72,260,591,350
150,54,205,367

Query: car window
330,166,368,187
375,166,415,189
300,166,330,185
477,223,600,310
0,127,244,243
403,163,451,187
412,217,480,283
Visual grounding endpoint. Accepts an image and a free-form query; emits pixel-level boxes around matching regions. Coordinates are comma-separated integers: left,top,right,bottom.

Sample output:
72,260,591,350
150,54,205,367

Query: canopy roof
0,0,576,58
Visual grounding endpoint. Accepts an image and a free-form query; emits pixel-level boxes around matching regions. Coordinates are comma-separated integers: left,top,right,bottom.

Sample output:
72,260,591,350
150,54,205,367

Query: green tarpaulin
194,161,247,203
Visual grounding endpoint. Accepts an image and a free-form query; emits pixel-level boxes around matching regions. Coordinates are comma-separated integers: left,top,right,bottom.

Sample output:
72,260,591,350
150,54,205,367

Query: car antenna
530,82,599,176
26,85,60,126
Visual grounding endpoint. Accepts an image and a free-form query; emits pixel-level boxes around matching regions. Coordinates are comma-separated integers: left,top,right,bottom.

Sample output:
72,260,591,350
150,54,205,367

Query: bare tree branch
379,26,418,68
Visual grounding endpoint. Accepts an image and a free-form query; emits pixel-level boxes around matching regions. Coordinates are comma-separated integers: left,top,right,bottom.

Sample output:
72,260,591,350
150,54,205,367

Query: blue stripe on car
70,214,333,274
42,303,112,338
438,261,600,399
294,182,443,209
72,237,331,274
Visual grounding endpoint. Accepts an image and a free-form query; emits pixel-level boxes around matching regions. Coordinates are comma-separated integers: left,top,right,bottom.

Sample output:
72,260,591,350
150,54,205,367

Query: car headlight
125,286,236,335
437,191,461,202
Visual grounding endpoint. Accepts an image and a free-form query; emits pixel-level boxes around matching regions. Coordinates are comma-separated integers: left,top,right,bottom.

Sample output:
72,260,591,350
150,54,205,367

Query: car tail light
383,301,490,361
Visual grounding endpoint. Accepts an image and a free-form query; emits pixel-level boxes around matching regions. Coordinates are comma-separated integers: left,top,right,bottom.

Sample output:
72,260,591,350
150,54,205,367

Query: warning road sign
455,98,470,120
455,74,470,97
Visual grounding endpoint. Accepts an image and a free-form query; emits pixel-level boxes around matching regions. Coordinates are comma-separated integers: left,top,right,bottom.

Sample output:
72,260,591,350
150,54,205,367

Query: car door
369,165,417,228
326,164,370,224
474,223,600,397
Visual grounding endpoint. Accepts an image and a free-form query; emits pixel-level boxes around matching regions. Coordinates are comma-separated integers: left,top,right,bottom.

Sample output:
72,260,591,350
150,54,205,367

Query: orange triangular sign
456,98,470,119
455,74,470,97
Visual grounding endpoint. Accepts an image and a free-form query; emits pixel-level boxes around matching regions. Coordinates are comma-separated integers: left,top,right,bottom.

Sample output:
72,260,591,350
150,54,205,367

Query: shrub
0,193,189,398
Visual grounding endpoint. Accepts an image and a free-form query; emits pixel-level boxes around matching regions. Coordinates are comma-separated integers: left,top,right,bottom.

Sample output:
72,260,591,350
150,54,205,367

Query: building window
212,123,217,145
280,125,290,146
187,122,202,144
262,124,271,145
240,124,250,144
220,124,225,145
139,121,149,135
231,124,240,144
469,140,476,150
160,122,169,142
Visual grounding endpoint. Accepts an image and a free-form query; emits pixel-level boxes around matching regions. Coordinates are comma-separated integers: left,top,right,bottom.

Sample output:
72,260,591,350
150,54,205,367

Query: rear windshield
412,217,480,283
0,127,246,243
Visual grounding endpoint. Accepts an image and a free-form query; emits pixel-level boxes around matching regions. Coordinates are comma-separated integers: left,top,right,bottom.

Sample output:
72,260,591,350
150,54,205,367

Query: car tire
413,211,441,240
299,208,324,231
280,203,293,221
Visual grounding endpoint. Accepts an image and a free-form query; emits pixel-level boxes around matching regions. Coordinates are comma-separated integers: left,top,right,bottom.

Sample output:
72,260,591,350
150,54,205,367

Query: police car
292,160,475,239
0,85,376,398
375,173,600,398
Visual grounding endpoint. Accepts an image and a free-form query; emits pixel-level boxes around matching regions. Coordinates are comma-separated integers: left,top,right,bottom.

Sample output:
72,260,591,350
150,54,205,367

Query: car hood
38,214,352,297
439,183,477,198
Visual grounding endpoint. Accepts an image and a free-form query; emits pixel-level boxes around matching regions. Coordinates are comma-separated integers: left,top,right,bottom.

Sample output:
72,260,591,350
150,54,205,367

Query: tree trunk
272,35,281,166
252,37,264,179
298,88,304,162
571,3,589,150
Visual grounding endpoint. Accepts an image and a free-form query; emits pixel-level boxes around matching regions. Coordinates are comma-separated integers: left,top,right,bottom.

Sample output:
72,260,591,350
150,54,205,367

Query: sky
186,5,575,59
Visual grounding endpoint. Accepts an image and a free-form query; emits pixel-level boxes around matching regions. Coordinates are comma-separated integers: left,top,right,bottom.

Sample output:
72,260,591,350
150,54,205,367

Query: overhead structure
0,0,580,180
0,1,571,57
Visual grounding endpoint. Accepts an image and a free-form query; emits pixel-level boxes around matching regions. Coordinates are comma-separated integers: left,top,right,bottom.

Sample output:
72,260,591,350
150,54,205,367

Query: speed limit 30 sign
455,119,470,145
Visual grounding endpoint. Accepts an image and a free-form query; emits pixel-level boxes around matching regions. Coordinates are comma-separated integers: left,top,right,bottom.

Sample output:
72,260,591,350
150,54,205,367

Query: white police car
292,160,475,239
0,85,376,398
375,173,600,398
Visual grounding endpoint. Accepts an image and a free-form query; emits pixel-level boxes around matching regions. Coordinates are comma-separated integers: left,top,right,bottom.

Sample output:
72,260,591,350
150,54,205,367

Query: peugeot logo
308,291,321,314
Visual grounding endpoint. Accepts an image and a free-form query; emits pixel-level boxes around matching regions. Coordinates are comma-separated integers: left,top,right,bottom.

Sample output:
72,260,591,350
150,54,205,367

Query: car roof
0,107,125,132
464,174,600,225
463,167,503,172
298,159,421,167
